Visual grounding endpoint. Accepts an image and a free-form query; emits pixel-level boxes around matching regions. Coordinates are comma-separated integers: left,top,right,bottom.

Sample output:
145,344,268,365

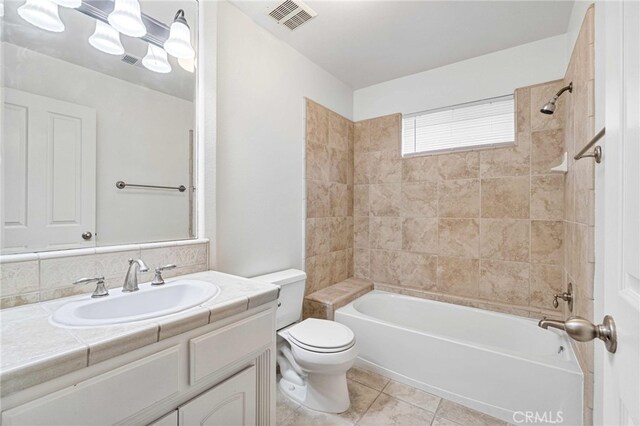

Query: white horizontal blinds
402,95,515,155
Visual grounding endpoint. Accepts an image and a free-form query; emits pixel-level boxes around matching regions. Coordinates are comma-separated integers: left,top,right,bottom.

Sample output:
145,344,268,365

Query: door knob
82,231,93,240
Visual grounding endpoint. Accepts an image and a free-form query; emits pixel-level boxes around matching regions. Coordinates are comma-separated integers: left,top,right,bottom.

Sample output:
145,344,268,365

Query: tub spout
538,317,567,331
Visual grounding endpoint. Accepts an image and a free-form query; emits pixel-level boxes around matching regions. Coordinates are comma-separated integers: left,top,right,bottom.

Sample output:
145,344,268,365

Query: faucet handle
73,276,108,298
151,264,176,286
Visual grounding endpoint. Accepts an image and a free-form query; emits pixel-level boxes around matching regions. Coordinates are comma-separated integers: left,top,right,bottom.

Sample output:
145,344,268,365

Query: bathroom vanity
0,271,278,425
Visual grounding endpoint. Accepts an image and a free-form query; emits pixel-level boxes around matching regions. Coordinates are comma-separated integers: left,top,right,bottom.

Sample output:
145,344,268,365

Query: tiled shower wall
352,83,567,319
305,100,354,295
0,241,209,308
563,6,595,424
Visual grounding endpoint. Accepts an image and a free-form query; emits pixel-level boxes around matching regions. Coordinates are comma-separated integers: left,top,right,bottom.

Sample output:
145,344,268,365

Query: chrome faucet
538,315,618,353
123,258,149,292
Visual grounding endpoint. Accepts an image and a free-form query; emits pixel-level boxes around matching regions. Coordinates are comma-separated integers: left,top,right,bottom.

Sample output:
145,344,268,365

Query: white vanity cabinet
1,305,276,426
178,366,256,426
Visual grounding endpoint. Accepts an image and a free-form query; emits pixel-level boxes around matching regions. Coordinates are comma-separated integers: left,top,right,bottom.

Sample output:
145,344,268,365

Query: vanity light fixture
89,21,125,56
142,44,171,74
178,57,195,73
108,0,146,38
164,9,195,59
17,0,65,32
50,0,81,8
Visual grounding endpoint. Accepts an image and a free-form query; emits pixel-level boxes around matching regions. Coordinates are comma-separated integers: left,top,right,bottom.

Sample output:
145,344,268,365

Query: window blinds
402,95,515,156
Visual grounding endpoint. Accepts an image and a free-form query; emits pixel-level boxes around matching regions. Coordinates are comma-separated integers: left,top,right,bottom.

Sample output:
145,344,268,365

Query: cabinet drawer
190,310,273,384
2,346,181,426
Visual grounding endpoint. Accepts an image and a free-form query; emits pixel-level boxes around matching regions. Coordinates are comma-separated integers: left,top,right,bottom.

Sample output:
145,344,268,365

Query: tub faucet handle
552,283,573,311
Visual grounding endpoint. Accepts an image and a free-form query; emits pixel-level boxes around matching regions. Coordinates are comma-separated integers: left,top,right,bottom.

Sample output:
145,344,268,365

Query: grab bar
574,127,605,163
116,181,186,192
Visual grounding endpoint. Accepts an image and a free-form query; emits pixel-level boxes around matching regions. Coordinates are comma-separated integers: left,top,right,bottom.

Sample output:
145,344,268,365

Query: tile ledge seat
303,277,373,320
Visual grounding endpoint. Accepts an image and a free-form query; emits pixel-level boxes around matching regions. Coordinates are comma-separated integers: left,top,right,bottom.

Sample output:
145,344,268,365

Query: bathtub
335,291,583,425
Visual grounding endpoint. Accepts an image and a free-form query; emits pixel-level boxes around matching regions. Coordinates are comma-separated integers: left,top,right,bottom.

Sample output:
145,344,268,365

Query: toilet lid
287,319,355,353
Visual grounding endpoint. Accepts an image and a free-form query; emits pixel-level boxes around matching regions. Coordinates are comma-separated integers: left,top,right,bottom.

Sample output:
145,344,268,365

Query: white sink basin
51,280,220,327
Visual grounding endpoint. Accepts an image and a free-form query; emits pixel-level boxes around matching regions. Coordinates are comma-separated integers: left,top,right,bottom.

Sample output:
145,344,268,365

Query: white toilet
252,269,358,414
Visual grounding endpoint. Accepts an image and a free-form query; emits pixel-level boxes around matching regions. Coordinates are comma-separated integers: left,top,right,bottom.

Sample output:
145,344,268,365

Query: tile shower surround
350,81,568,320
0,240,209,309
562,6,596,425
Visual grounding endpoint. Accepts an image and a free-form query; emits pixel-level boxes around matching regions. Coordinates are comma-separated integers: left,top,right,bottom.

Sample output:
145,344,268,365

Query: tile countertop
0,270,280,398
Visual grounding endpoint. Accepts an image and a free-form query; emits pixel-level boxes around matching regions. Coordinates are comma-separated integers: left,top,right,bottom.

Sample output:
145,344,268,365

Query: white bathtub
335,291,583,425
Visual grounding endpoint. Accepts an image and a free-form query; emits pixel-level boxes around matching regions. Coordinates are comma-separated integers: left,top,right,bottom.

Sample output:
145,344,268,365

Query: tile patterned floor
277,367,507,426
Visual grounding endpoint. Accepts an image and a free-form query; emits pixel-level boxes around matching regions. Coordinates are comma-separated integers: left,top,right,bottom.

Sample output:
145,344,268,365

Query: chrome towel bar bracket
116,181,187,192
574,127,605,163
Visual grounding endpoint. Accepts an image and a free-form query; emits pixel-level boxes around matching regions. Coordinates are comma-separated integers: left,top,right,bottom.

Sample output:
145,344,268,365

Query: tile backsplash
0,240,209,309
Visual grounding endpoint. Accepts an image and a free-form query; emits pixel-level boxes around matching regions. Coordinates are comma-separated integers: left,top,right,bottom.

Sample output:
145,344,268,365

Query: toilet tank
251,269,306,330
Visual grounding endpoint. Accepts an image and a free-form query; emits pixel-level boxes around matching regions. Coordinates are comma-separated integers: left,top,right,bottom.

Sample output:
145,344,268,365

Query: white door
179,366,256,426
596,1,640,425
1,88,96,253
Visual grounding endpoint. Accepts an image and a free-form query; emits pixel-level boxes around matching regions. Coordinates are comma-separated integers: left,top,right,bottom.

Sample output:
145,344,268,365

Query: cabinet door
179,366,256,426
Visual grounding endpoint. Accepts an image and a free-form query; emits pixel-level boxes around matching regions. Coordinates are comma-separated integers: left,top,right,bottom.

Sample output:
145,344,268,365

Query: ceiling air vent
121,54,140,65
267,0,317,31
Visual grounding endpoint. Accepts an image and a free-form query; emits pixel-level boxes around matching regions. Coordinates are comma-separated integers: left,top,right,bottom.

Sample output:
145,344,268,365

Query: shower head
540,82,572,115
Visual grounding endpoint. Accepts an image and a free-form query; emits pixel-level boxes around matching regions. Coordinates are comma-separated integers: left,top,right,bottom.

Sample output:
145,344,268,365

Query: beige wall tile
401,182,438,217
305,254,331,295
516,87,531,133
303,299,331,320
354,184,369,217
479,260,530,305
531,129,565,174
370,151,402,183
479,133,530,178
438,219,479,258
306,99,328,148
531,175,564,220
402,218,438,253
530,264,563,310
354,120,369,153
329,148,349,184
354,217,370,249
329,183,348,217
306,143,330,181
0,260,39,297
480,219,530,262
330,250,349,285
370,217,402,250
328,111,349,151
330,217,351,252
531,220,564,265
370,250,401,285
354,249,370,279
40,255,97,290
370,184,401,216
400,252,438,291
438,179,480,218
437,256,479,297
307,180,330,218
438,152,479,180
481,176,530,219
369,114,400,152
402,156,438,182
530,81,566,131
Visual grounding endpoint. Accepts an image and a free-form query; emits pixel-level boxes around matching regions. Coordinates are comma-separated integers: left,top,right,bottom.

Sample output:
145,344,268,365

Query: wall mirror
1,0,198,254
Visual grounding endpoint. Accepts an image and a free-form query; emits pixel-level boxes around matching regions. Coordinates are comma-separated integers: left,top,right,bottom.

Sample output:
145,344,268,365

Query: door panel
2,88,96,253
598,1,640,425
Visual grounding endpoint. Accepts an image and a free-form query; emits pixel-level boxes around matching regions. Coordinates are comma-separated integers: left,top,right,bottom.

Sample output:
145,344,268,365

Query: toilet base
279,372,350,414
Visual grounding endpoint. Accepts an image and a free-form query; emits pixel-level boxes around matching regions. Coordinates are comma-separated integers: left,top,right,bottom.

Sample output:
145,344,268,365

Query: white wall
353,34,568,121
3,42,194,246
566,1,594,60
215,1,352,277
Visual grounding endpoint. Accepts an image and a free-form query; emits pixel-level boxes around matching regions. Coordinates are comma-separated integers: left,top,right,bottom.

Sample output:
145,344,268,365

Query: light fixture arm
174,9,189,28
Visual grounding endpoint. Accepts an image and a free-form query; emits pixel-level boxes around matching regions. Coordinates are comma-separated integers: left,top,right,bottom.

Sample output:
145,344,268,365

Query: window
402,95,515,156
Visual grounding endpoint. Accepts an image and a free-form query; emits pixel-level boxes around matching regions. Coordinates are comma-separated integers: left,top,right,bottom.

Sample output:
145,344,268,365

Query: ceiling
2,0,196,100
230,0,575,89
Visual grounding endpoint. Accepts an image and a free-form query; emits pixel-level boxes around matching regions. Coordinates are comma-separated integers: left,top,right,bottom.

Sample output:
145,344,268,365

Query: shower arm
554,82,573,98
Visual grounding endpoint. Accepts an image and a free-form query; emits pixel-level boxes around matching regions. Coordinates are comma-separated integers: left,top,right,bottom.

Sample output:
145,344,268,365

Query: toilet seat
285,319,355,353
